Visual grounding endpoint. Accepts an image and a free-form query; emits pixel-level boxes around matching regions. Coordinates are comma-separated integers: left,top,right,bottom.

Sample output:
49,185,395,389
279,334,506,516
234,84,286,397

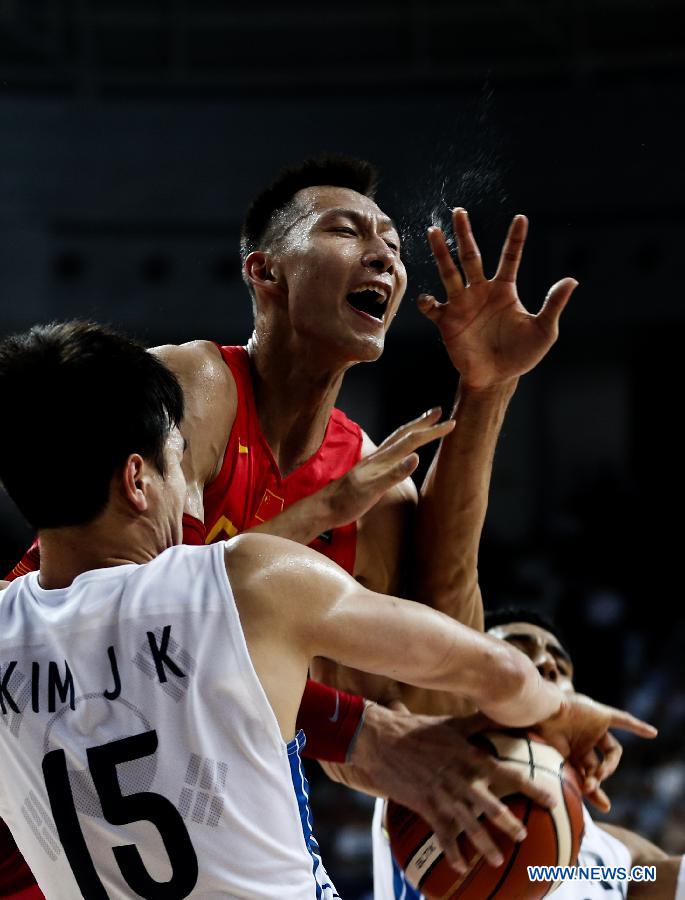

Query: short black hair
0,321,184,529
484,606,569,652
240,155,380,263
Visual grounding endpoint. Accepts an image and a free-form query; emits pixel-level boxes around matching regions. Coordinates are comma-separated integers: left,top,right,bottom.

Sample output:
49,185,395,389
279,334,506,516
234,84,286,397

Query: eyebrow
319,207,398,234
502,633,573,667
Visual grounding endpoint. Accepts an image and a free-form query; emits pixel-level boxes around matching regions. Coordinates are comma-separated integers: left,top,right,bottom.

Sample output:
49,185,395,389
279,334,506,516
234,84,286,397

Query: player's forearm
413,379,518,628
417,614,562,726
324,588,561,727
627,857,681,899
599,823,669,865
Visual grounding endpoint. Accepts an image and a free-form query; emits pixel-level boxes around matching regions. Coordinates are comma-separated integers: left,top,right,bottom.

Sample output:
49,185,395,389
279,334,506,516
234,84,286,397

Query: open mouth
346,286,389,322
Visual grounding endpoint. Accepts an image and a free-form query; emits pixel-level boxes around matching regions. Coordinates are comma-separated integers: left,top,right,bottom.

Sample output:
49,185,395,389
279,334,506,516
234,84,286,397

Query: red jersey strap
4,538,40,582
0,819,42,896
204,345,362,574
297,680,365,763
181,513,207,546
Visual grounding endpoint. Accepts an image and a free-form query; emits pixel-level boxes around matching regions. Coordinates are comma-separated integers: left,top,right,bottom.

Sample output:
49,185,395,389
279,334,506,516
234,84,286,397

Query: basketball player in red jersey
154,158,581,842
3,157,580,883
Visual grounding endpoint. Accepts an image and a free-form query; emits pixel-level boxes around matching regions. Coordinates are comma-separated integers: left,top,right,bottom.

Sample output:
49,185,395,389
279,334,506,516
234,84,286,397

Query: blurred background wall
1,2,683,896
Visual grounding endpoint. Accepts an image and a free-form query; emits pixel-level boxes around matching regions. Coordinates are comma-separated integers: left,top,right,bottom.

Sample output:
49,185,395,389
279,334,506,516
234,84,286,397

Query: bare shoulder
225,532,344,584
152,340,237,486
151,340,233,393
224,534,350,629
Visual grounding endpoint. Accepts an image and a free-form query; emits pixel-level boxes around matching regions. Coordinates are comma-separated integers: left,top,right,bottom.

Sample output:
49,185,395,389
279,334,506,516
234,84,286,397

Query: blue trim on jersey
392,852,422,900
287,730,340,900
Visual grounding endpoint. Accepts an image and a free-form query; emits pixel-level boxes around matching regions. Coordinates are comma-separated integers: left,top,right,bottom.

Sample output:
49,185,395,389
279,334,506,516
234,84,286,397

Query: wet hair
240,155,380,273
0,320,184,529
484,607,569,653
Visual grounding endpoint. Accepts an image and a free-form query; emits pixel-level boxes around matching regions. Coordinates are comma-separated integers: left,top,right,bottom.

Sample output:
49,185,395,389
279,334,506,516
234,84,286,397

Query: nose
361,242,395,275
535,653,559,683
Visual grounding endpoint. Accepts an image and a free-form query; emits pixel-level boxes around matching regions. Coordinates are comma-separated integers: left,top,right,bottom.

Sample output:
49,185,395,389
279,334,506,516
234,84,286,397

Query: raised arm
413,210,578,628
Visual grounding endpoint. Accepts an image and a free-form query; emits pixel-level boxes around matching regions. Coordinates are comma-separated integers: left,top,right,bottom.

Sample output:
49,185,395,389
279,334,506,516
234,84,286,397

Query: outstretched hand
350,705,557,876
418,209,578,390
326,408,454,528
535,693,657,812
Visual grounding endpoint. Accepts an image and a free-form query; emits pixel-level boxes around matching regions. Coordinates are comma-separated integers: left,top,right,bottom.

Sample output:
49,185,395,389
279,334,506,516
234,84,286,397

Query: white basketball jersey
0,542,339,899
553,806,631,899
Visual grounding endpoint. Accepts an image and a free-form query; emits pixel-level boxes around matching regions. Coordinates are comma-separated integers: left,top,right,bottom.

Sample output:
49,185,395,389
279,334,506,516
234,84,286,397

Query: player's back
0,542,337,899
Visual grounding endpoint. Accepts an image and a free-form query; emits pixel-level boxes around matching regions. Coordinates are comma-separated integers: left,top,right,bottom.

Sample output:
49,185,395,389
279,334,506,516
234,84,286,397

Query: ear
244,251,283,298
121,453,148,513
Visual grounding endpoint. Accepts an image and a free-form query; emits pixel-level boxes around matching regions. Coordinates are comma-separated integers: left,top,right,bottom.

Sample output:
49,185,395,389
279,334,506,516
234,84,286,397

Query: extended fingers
452,208,485,285
594,732,623,783
429,789,503,869
468,780,528,844
417,293,446,324
494,214,528,283
536,278,578,335
608,708,658,738
379,407,443,446
578,749,601,793
378,418,455,461
584,782,612,813
427,226,464,294
423,791,469,875
490,762,556,811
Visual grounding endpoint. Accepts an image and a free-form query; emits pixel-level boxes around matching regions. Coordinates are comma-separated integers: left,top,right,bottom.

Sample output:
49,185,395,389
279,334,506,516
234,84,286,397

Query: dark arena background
1,2,683,897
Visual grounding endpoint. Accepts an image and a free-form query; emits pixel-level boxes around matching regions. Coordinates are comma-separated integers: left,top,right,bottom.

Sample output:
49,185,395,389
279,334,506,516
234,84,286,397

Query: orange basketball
386,731,585,899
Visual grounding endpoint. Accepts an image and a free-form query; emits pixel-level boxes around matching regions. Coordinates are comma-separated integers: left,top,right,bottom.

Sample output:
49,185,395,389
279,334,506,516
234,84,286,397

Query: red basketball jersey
203,346,362,574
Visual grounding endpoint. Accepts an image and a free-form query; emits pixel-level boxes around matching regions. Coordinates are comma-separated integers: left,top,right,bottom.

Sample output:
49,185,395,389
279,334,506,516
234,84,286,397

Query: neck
247,328,352,476
37,515,165,590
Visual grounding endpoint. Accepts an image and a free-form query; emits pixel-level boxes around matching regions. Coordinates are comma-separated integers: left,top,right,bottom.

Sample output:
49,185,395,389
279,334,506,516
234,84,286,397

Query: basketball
386,731,585,899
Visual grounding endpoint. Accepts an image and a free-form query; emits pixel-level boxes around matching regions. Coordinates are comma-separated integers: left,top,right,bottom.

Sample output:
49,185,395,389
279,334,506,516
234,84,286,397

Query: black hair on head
240,155,380,261
0,320,184,530
484,606,569,651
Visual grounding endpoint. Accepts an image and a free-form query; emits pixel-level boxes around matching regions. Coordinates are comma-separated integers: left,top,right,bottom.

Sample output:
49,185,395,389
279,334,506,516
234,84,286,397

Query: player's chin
345,328,386,362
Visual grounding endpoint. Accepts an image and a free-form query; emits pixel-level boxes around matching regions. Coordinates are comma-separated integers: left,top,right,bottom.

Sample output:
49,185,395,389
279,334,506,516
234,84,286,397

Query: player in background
0,322,656,898
373,607,680,900
487,610,684,900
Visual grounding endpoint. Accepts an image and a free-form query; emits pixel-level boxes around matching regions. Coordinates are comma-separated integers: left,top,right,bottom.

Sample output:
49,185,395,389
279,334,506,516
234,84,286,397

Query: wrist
345,699,374,763
347,701,397,772
456,375,519,399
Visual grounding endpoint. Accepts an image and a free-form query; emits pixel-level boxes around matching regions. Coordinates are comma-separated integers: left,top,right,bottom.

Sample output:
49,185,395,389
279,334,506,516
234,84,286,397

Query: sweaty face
488,622,575,693
271,185,407,361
